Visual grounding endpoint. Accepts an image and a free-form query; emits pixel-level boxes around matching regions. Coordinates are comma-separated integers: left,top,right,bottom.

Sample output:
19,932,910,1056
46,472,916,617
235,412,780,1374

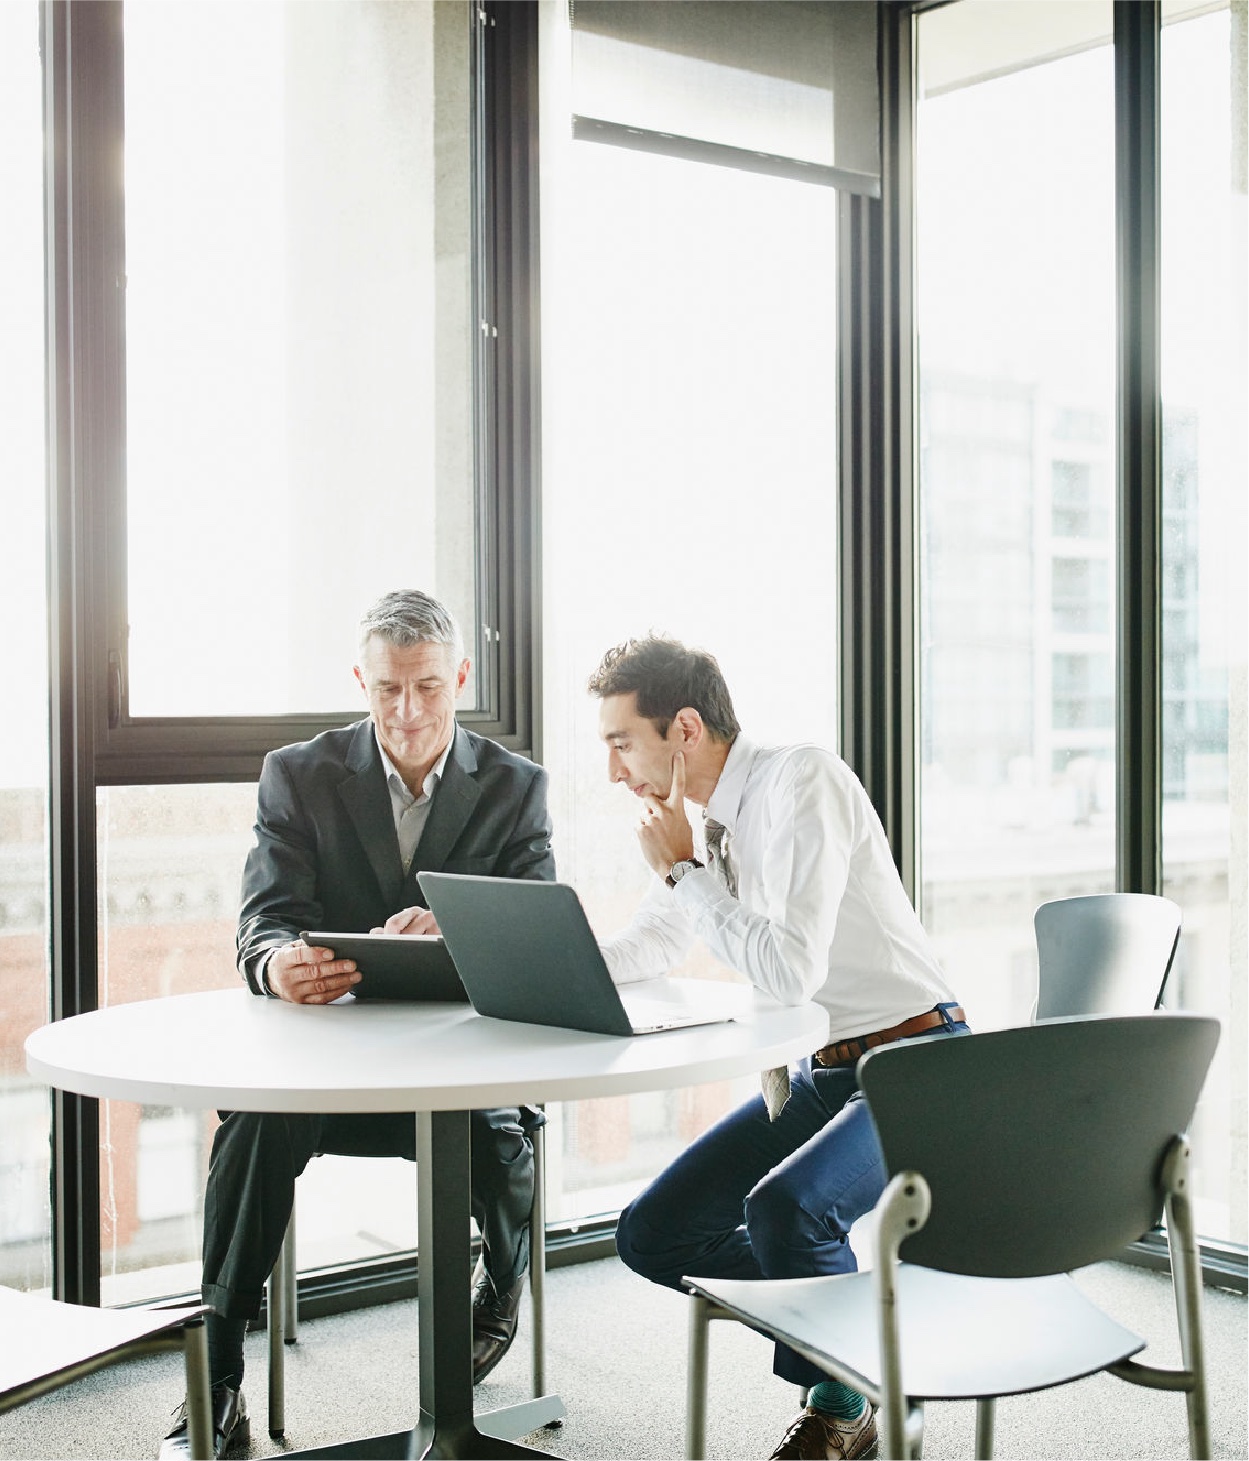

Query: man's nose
397,689,421,721
608,751,626,783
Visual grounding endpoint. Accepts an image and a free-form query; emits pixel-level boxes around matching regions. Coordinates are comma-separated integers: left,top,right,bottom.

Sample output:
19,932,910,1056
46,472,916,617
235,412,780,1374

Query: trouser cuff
202,1281,265,1323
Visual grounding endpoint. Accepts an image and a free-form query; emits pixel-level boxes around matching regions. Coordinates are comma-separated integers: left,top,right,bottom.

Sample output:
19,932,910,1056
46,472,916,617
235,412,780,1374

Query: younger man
589,635,967,1461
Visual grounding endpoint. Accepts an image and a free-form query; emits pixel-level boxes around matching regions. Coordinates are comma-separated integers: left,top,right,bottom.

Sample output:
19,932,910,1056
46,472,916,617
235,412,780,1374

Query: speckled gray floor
2,1255,1244,1460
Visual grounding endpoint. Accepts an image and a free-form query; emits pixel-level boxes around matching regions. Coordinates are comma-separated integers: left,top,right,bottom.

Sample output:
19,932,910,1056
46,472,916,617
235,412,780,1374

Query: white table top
25,981,828,1114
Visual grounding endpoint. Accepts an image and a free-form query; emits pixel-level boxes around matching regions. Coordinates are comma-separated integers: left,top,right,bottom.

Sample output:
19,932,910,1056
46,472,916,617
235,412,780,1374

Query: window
540,0,840,1222
916,2,1117,1031
95,785,253,1299
38,0,527,1305
121,1,480,719
0,0,50,1292
1159,3,1245,1245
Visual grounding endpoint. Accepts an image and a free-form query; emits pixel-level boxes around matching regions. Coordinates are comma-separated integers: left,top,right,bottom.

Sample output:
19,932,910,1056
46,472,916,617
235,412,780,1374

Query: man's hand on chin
637,750,695,878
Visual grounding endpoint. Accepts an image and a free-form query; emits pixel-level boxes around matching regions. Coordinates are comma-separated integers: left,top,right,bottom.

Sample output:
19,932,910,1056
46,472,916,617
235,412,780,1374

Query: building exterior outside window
918,0,1245,1243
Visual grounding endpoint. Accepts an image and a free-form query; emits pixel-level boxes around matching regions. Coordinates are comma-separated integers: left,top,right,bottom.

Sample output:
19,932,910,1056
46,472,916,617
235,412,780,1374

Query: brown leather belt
813,1005,967,1069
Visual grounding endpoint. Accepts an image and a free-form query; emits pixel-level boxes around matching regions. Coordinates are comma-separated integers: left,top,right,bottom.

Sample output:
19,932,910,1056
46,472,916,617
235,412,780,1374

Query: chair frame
1032,892,1181,1022
0,1295,213,1460
864,1135,1208,1459
684,1015,1217,1461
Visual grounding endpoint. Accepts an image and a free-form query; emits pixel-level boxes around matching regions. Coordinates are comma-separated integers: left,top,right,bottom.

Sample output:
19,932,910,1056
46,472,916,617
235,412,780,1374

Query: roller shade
570,0,881,196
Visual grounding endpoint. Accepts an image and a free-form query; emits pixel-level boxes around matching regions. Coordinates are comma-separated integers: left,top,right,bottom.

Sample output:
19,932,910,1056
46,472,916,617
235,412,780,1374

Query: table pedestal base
267,1111,566,1460
275,1391,566,1460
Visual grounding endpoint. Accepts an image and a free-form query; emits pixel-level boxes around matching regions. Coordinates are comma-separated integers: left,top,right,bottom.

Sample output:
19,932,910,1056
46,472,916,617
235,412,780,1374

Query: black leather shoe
471,1258,525,1384
158,1383,250,1460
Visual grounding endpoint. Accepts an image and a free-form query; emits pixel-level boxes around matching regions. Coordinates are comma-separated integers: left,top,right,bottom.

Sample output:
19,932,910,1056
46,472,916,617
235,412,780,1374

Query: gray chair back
1033,893,1181,1021
857,1013,1219,1280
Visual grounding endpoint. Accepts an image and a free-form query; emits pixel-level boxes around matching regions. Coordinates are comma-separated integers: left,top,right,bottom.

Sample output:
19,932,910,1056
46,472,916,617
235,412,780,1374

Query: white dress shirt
602,735,956,1043
377,730,453,872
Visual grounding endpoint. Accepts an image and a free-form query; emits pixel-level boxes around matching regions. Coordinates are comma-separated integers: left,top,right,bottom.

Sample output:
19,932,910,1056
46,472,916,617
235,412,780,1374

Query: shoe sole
849,1424,878,1460
471,1328,518,1385
222,1418,251,1457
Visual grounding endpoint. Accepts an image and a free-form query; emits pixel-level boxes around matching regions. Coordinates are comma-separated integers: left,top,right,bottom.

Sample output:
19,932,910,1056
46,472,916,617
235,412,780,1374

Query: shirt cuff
258,949,277,998
672,866,719,905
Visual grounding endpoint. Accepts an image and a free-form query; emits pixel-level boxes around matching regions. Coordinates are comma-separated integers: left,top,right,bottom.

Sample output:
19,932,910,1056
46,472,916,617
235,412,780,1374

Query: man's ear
672,707,704,748
353,665,366,694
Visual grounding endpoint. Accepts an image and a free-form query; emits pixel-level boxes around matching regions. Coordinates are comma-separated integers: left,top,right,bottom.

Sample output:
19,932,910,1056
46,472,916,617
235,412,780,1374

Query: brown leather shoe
158,1384,250,1460
471,1258,525,1384
769,1404,878,1460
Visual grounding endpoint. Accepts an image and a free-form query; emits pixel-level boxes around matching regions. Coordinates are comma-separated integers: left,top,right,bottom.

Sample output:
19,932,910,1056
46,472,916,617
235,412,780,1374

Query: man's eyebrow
602,730,630,744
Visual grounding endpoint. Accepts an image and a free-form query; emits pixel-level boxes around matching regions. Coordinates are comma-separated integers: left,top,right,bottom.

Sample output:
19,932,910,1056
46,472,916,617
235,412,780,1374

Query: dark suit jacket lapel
338,720,405,910
406,724,480,901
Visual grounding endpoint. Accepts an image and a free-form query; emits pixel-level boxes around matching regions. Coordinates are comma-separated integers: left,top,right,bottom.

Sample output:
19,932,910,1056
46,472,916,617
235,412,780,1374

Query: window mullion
43,0,124,1304
1114,0,1163,895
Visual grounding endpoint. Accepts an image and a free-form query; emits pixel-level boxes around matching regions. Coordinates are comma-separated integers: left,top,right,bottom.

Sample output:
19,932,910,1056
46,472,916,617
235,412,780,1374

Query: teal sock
808,1380,868,1421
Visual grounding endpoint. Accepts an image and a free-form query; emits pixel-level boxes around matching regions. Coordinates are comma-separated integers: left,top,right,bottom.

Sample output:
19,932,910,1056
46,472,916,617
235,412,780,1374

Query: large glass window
93,781,425,1302
94,785,253,1300
1159,3,1246,1245
0,0,51,1292
122,1,479,718
540,2,840,1222
916,1,1117,1032
44,0,483,1302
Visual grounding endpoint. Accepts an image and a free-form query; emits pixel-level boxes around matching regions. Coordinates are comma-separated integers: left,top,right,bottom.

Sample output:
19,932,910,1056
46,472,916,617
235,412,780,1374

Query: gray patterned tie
705,815,791,1121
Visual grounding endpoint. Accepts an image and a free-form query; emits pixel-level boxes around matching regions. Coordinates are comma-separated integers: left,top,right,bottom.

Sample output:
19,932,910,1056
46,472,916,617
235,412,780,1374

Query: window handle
107,649,123,729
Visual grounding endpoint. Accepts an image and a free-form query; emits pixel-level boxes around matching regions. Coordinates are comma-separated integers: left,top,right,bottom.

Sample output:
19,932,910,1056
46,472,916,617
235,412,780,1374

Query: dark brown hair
587,636,740,742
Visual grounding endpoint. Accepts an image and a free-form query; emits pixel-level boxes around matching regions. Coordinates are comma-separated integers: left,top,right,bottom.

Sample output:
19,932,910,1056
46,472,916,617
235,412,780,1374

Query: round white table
27,982,828,1459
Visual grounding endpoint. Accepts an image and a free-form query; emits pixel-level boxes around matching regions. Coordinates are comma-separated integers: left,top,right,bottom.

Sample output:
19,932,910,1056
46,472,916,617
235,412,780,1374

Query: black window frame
42,0,539,1302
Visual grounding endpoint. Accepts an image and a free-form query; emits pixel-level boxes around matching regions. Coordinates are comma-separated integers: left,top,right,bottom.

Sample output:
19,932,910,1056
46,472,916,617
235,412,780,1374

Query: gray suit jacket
236,719,555,994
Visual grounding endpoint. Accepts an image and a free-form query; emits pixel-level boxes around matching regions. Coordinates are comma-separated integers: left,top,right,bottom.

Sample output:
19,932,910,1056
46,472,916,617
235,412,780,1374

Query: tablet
299,931,468,1003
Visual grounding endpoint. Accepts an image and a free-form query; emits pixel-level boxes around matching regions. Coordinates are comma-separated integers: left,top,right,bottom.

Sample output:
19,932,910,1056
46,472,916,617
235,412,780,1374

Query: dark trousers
201,1106,536,1321
615,1016,970,1390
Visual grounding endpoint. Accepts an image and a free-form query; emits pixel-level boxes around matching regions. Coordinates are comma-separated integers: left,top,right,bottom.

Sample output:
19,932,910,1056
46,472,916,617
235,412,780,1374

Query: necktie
705,815,791,1121
703,816,736,895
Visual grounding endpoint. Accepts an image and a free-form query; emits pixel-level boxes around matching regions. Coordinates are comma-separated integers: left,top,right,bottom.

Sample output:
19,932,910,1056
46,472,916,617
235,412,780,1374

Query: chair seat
0,1286,206,1399
689,1265,1145,1401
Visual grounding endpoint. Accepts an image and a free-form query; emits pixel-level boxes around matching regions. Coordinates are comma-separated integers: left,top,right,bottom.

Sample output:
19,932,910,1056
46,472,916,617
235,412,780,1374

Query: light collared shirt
602,735,956,1042
376,730,454,872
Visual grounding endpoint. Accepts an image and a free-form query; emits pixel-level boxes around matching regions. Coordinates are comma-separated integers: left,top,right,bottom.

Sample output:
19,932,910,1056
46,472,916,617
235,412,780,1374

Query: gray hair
357,590,464,665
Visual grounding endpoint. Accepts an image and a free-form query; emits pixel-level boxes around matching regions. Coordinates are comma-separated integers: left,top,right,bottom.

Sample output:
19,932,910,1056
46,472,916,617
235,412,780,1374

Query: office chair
0,1286,213,1459
264,1112,551,1439
683,1014,1220,1460
1032,892,1181,1021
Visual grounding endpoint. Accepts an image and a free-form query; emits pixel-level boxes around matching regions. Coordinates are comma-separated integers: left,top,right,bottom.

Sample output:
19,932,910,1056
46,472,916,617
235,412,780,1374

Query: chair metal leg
282,1204,298,1343
909,1399,926,1459
685,1293,712,1461
530,1119,548,1402
1163,1139,1210,1460
267,1211,295,1438
183,1316,213,1461
974,1397,995,1459
872,1172,931,1461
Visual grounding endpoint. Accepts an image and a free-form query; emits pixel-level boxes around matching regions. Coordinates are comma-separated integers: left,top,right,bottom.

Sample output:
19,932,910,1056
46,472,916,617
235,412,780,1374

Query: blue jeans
615,1008,970,1389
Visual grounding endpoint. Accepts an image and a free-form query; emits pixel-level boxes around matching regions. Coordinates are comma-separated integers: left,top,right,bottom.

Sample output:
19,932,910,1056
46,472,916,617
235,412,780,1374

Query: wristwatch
666,858,704,888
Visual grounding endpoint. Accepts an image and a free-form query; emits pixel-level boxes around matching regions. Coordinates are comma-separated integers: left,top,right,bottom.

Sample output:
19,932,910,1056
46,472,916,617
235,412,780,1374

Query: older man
161,590,554,1460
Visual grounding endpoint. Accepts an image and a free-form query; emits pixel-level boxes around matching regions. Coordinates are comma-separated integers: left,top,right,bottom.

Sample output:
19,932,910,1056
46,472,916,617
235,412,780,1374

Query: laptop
417,873,737,1037
299,930,468,1003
